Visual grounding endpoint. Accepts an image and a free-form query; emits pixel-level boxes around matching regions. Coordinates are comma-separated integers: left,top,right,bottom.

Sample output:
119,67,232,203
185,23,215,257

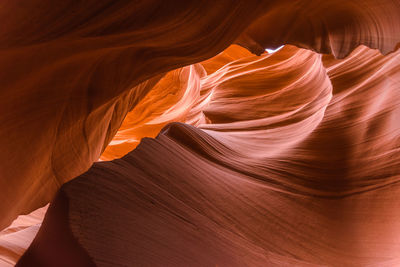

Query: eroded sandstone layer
0,0,400,266
16,45,400,266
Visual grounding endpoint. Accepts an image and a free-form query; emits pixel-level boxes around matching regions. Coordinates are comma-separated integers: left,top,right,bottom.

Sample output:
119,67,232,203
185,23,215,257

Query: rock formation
0,0,399,266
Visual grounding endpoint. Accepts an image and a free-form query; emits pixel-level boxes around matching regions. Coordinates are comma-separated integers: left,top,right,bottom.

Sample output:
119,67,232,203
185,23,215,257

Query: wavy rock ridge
0,0,399,266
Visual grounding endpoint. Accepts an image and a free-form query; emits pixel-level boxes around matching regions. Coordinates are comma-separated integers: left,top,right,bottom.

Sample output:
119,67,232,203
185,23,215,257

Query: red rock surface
0,0,400,266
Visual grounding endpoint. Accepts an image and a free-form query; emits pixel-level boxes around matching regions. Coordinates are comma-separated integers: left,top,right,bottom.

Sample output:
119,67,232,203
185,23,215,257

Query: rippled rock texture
1,0,400,266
